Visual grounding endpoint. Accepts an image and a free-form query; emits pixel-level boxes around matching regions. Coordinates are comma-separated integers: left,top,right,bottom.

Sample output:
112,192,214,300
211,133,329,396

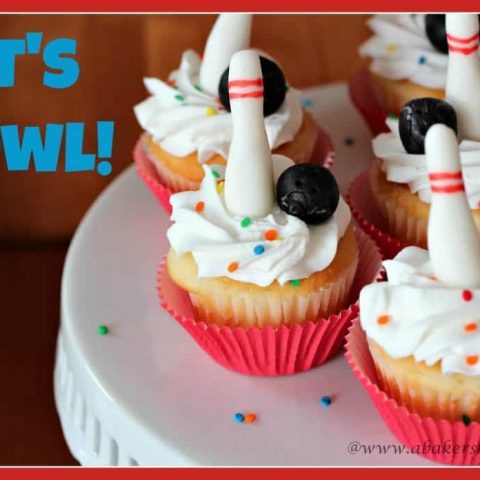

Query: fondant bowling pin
199,14,252,96
445,14,480,141
224,50,275,218
425,124,480,287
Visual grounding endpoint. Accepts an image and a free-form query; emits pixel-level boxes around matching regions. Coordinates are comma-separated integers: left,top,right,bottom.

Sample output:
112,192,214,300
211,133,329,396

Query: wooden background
0,14,370,242
0,14,370,465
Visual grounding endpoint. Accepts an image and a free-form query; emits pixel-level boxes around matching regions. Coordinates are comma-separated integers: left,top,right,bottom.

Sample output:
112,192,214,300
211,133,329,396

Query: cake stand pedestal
54,83,429,466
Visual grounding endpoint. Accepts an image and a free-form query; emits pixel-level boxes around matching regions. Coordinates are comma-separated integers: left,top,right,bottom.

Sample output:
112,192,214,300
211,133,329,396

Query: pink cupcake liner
157,228,382,376
348,67,389,137
347,170,407,260
133,126,335,215
133,138,173,215
345,319,480,466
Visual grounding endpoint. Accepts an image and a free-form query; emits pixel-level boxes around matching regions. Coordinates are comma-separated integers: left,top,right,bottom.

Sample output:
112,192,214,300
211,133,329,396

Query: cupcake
134,14,319,194
350,14,480,252
359,124,480,424
165,50,358,329
358,14,448,117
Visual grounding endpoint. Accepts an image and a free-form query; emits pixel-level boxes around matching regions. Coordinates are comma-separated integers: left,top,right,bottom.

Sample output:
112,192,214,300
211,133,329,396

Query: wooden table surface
0,14,371,466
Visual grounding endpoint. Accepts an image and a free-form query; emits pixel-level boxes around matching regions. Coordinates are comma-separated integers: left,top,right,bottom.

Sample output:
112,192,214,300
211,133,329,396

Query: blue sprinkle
320,395,332,407
253,245,265,255
418,55,426,65
302,98,313,108
233,412,245,423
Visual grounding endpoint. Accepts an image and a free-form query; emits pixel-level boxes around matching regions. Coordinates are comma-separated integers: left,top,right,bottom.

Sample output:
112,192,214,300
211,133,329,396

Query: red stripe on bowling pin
448,32,479,55
228,77,264,100
429,170,465,193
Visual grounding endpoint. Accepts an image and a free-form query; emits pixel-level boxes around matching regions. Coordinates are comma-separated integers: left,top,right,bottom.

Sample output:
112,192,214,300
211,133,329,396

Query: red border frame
0,469,478,479
2,1,480,12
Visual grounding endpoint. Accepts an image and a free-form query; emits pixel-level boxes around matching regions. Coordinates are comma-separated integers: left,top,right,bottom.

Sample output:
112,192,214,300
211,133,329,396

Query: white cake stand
54,83,429,466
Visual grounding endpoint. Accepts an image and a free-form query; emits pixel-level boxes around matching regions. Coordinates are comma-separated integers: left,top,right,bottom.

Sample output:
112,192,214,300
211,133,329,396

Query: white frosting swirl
360,14,449,89
167,159,351,287
134,49,303,163
373,117,480,208
360,246,480,376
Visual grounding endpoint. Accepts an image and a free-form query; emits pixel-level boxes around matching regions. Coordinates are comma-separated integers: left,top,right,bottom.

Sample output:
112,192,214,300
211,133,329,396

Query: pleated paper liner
347,170,408,260
157,228,382,376
348,68,389,137
345,319,480,466
134,126,336,215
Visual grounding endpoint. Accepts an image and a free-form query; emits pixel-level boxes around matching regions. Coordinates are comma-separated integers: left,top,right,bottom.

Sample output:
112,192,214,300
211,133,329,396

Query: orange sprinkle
264,229,278,241
244,413,257,423
466,355,479,366
428,275,437,281
227,262,239,273
195,201,205,213
376,314,391,326
465,322,478,333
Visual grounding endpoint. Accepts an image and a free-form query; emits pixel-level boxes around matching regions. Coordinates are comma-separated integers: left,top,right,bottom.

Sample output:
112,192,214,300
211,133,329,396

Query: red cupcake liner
345,319,480,466
348,67,389,137
347,170,408,260
133,126,336,215
157,228,382,376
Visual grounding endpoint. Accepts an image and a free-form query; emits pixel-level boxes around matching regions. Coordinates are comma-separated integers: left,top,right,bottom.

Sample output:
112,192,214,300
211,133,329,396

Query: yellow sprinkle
205,107,217,116
217,180,224,193
386,44,398,53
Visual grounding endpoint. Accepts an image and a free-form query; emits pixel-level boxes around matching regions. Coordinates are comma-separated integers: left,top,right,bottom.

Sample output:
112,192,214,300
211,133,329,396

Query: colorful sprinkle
462,290,473,302
167,79,177,88
244,413,257,423
264,229,278,241
290,279,301,287
465,322,478,333
233,413,245,423
377,314,391,326
343,136,354,146
302,98,312,108
418,55,426,65
286,84,290,92
211,170,220,179
240,216,252,228
97,325,109,336
253,245,265,255
194,84,203,92
228,262,239,273
386,44,398,53
216,180,224,193
387,114,398,121
195,201,205,213
428,275,437,281
320,395,332,407
466,355,479,366
205,106,217,116
462,414,472,426
174,94,185,102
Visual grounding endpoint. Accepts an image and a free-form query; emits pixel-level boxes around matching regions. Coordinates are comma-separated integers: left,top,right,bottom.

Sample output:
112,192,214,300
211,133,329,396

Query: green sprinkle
290,279,301,287
174,94,185,102
211,170,220,179
240,217,252,228
387,114,398,121
194,84,203,92
97,325,109,336
286,84,290,92
462,414,472,426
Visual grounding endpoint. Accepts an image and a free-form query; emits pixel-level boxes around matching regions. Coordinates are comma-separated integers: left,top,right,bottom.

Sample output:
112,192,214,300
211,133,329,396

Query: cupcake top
134,14,303,163
360,14,449,89
373,116,480,208
361,124,480,377
167,50,351,288
360,246,480,376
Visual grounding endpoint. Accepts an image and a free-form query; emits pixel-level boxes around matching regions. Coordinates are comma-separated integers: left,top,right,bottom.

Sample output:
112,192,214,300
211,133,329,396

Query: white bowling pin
425,124,480,287
224,50,275,218
445,14,480,141
199,14,252,96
